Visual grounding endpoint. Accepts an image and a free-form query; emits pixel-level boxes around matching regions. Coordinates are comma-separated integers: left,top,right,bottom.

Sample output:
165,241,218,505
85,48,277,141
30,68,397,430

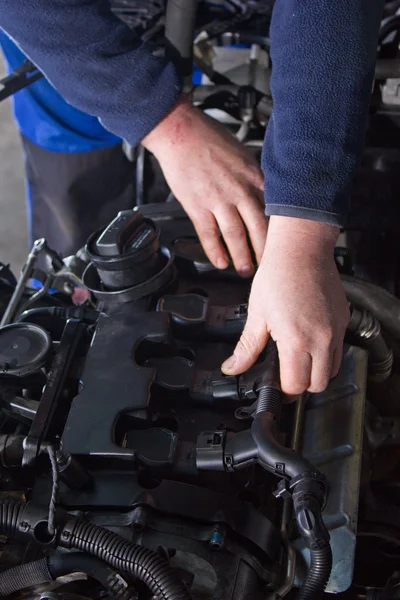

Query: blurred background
0,58,27,274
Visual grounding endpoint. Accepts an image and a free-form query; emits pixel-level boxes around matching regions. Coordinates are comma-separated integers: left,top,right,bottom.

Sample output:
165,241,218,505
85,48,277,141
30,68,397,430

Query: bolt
132,507,147,533
20,521,30,531
210,525,225,550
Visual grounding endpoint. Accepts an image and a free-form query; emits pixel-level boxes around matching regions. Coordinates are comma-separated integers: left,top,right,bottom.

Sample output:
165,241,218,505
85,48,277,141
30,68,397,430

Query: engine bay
1,2,400,599
0,200,398,600
0,203,367,600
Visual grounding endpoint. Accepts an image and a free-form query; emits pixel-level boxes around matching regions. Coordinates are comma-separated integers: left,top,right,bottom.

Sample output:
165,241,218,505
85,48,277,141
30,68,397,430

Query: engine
0,199,395,600
1,1,400,599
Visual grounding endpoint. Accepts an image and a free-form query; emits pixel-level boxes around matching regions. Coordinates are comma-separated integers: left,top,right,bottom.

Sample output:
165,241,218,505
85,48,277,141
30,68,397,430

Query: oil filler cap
0,323,52,377
95,211,155,257
86,210,162,290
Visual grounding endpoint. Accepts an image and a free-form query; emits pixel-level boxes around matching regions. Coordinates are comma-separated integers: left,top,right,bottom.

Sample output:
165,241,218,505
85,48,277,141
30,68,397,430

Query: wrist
263,216,340,264
142,94,194,156
268,216,339,249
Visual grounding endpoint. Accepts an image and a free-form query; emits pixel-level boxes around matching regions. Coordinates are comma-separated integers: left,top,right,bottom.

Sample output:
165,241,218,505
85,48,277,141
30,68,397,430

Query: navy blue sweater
0,0,383,226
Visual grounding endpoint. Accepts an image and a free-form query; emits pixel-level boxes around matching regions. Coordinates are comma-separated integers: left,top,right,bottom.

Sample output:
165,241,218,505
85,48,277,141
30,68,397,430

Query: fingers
279,340,341,395
215,205,254,276
224,329,342,394
279,346,312,395
331,346,343,379
238,200,268,265
190,210,229,269
222,313,269,375
307,344,335,393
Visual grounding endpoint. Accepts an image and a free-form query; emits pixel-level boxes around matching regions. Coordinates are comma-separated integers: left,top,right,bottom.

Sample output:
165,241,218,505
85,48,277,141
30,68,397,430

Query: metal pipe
165,0,199,78
0,238,46,327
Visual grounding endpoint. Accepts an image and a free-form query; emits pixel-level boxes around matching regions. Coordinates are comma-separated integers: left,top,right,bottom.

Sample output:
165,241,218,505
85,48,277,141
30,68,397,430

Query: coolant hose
0,501,191,600
341,275,400,340
348,304,393,381
297,548,333,600
252,342,332,600
0,553,136,599
165,0,199,76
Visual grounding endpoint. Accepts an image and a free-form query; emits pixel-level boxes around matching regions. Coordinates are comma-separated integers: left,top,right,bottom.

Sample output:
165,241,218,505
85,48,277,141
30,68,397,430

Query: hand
221,217,350,394
143,96,268,277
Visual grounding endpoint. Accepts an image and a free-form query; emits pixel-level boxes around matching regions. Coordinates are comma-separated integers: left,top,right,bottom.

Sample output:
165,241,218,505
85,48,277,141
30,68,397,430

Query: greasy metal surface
298,344,368,593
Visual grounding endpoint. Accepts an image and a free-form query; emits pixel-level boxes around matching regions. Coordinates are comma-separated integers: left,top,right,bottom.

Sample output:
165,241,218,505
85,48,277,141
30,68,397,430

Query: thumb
221,313,269,375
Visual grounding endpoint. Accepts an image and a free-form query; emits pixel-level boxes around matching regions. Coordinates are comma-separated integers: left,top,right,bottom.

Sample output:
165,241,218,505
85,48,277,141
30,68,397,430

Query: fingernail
240,264,254,278
217,257,228,269
222,355,237,372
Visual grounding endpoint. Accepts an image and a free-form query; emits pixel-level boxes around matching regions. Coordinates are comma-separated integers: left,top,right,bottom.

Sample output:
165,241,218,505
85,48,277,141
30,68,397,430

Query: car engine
1,2,400,600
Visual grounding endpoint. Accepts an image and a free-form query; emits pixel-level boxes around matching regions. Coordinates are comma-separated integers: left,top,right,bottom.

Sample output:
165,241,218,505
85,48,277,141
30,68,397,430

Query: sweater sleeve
263,0,384,227
0,0,182,147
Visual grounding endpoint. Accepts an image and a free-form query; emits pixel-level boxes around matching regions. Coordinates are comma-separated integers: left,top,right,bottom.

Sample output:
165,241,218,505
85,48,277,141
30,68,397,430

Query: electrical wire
46,444,60,537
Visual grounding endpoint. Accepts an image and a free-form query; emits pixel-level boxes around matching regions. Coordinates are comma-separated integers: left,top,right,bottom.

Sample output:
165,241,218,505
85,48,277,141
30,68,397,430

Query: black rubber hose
60,517,191,600
379,15,400,43
0,554,136,599
165,0,199,76
251,413,314,479
293,486,332,600
348,305,393,381
297,547,333,600
341,275,400,340
0,501,25,538
0,502,190,600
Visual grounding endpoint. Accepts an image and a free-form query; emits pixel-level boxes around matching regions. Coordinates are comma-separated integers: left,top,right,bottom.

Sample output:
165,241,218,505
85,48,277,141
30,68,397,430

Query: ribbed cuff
265,204,345,228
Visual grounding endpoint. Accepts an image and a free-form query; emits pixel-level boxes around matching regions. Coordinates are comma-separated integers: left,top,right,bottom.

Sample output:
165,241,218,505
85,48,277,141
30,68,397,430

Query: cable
0,500,191,600
46,445,60,537
0,554,138,599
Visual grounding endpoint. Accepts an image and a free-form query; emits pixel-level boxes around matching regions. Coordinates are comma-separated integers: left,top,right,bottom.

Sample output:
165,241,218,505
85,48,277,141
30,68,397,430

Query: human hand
142,96,268,277
221,217,350,394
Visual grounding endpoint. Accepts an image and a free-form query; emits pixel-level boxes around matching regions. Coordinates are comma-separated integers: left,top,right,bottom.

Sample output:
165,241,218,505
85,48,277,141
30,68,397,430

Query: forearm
263,0,384,227
0,0,183,146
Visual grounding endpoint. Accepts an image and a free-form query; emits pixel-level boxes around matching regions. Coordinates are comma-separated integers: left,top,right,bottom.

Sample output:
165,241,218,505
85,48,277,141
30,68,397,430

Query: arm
0,0,267,277
223,1,384,394
263,0,384,226
0,0,182,146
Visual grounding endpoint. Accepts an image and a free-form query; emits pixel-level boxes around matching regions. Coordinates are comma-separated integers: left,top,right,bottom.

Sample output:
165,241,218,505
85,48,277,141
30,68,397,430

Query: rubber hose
60,518,191,600
348,305,393,381
0,502,190,600
0,558,52,596
0,554,136,599
0,501,25,538
297,547,333,600
165,0,199,76
341,275,400,340
379,15,400,44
